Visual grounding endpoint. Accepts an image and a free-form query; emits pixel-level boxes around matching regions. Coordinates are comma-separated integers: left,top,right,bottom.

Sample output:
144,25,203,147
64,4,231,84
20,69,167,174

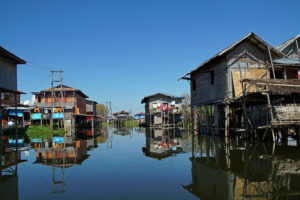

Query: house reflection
135,127,145,134
96,128,109,144
33,138,90,167
142,128,184,160
31,131,99,194
114,127,131,136
183,135,300,200
0,137,27,200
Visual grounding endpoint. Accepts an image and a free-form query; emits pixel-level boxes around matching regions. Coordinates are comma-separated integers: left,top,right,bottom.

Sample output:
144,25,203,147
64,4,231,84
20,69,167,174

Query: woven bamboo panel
274,105,300,121
232,68,267,98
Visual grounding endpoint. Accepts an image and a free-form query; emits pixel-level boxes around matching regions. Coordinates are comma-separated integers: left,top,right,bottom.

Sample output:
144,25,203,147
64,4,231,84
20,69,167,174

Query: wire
27,60,56,70
24,64,52,72
31,75,52,91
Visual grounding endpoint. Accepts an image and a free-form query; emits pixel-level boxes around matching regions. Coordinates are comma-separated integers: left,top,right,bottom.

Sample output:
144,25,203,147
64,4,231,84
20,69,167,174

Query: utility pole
109,101,112,122
50,70,64,131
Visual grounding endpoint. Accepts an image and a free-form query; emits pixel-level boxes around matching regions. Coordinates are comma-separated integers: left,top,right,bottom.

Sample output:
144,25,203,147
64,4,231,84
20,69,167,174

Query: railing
35,102,75,108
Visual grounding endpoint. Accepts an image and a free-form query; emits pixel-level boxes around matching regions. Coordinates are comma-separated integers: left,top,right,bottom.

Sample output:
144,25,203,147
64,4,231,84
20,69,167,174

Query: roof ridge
276,33,300,51
179,32,284,80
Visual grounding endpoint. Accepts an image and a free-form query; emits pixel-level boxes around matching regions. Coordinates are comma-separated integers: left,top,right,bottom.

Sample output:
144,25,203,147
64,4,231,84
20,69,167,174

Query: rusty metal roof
32,84,89,98
113,110,130,115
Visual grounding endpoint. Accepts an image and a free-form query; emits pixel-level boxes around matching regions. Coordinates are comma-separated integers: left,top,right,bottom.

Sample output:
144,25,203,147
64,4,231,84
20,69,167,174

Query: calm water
1,127,300,200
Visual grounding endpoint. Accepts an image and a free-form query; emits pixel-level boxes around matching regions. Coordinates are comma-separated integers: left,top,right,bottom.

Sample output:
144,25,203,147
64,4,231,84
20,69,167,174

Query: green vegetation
124,120,139,127
96,104,109,117
26,126,65,139
3,125,65,140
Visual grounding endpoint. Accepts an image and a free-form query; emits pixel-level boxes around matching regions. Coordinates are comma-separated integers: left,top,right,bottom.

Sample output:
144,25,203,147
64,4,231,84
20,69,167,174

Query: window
38,96,41,103
211,71,214,85
192,79,196,91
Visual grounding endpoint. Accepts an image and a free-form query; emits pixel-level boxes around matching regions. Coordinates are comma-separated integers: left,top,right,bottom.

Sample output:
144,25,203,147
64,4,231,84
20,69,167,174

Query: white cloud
22,95,35,106
23,100,30,105
31,95,35,105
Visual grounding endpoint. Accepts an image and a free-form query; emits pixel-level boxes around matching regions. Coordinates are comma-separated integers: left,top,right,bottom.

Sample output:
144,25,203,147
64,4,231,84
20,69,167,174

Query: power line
24,63,53,72
27,60,56,70
31,75,52,91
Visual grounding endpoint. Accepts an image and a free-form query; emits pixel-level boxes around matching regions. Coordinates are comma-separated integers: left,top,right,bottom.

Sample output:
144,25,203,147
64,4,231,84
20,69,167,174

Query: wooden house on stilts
180,32,300,142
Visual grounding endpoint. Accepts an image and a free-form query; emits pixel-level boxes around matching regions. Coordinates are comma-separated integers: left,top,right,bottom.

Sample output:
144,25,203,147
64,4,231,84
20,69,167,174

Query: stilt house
0,46,26,127
180,32,300,141
141,93,184,126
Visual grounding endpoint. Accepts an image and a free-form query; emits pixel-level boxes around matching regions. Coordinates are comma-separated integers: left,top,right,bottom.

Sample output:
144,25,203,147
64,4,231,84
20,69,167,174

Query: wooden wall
0,57,17,91
227,40,268,98
191,58,227,106
190,40,272,106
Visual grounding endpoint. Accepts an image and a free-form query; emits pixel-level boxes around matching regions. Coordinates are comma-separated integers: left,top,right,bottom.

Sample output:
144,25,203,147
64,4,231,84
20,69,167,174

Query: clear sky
1,0,299,114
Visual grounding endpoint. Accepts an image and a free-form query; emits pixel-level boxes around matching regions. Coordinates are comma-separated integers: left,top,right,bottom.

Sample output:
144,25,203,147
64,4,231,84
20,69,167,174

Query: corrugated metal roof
273,58,300,65
0,46,26,64
179,32,285,80
276,34,300,52
141,93,184,103
113,110,130,115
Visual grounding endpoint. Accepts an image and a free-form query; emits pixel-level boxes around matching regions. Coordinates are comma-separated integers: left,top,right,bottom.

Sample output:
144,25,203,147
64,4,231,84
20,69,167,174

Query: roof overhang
0,46,26,64
141,93,184,103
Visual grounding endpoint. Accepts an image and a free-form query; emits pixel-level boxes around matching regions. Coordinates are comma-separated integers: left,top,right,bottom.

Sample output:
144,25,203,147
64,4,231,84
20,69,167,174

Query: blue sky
1,0,299,114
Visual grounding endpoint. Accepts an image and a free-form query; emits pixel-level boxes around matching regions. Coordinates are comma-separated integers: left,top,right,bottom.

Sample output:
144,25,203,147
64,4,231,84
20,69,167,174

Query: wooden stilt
262,128,268,141
191,105,194,134
225,103,229,138
199,106,202,134
271,128,276,142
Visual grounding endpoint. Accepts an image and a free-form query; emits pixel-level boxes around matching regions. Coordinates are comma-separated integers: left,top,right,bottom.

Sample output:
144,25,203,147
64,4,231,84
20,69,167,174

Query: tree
181,93,191,128
96,104,109,117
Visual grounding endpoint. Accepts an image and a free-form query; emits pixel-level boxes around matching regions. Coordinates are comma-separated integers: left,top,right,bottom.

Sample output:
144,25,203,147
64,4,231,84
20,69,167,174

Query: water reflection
0,135,27,200
114,126,131,136
31,128,108,194
185,135,300,199
2,126,300,199
142,128,189,160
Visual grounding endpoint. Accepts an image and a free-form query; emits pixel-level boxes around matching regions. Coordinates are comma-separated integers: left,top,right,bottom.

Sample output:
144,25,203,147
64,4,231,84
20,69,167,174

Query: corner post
0,90,2,176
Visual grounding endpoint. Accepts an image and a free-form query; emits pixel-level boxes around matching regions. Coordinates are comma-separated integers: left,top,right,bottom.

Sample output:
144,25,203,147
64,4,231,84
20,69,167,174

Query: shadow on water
184,133,300,200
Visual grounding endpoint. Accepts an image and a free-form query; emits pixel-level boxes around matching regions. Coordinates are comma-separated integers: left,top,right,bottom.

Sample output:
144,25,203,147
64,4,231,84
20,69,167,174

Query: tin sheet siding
0,57,17,91
191,59,226,106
